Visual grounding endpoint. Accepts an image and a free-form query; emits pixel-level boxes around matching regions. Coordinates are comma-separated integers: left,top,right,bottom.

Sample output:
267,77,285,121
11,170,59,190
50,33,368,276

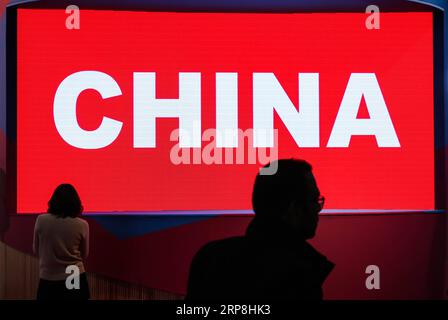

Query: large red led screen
16,10,434,214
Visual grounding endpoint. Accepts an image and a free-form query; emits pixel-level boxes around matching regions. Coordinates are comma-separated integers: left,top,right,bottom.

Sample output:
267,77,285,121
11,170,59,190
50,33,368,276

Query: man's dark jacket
186,217,335,300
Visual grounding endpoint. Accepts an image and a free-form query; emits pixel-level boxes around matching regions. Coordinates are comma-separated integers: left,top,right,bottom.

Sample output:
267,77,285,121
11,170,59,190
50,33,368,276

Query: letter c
54,71,123,149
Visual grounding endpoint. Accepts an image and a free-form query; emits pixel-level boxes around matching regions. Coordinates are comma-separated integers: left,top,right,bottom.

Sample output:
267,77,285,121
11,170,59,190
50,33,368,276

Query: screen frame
5,3,446,217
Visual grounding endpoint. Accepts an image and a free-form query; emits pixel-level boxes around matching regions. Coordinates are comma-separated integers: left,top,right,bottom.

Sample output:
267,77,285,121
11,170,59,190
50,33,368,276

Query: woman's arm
32,217,39,256
80,220,89,260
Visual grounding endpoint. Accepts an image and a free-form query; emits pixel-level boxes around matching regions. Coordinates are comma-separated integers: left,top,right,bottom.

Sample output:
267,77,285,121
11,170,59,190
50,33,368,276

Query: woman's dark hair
47,184,84,218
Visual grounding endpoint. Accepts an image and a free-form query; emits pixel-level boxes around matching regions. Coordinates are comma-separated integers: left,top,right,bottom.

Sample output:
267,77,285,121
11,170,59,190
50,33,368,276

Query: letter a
365,265,381,290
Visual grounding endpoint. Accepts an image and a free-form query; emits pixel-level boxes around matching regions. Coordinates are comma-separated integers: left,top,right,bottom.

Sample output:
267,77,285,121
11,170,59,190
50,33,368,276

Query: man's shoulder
200,236,247,251
195,236,249,260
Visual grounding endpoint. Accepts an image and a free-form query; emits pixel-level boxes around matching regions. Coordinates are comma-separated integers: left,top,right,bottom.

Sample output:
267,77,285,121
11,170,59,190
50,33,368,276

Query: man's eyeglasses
317,196,325,211
303,195,325,211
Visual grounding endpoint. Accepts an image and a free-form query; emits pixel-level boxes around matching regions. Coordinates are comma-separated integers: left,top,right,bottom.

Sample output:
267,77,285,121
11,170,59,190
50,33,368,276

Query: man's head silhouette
252,159,324,239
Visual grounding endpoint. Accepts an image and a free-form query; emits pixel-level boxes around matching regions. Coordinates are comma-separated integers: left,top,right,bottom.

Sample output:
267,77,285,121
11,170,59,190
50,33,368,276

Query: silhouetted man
186,159,334,300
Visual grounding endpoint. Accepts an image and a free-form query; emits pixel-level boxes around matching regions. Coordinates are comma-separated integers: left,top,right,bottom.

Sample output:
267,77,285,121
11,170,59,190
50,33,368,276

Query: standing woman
33,184,90,300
